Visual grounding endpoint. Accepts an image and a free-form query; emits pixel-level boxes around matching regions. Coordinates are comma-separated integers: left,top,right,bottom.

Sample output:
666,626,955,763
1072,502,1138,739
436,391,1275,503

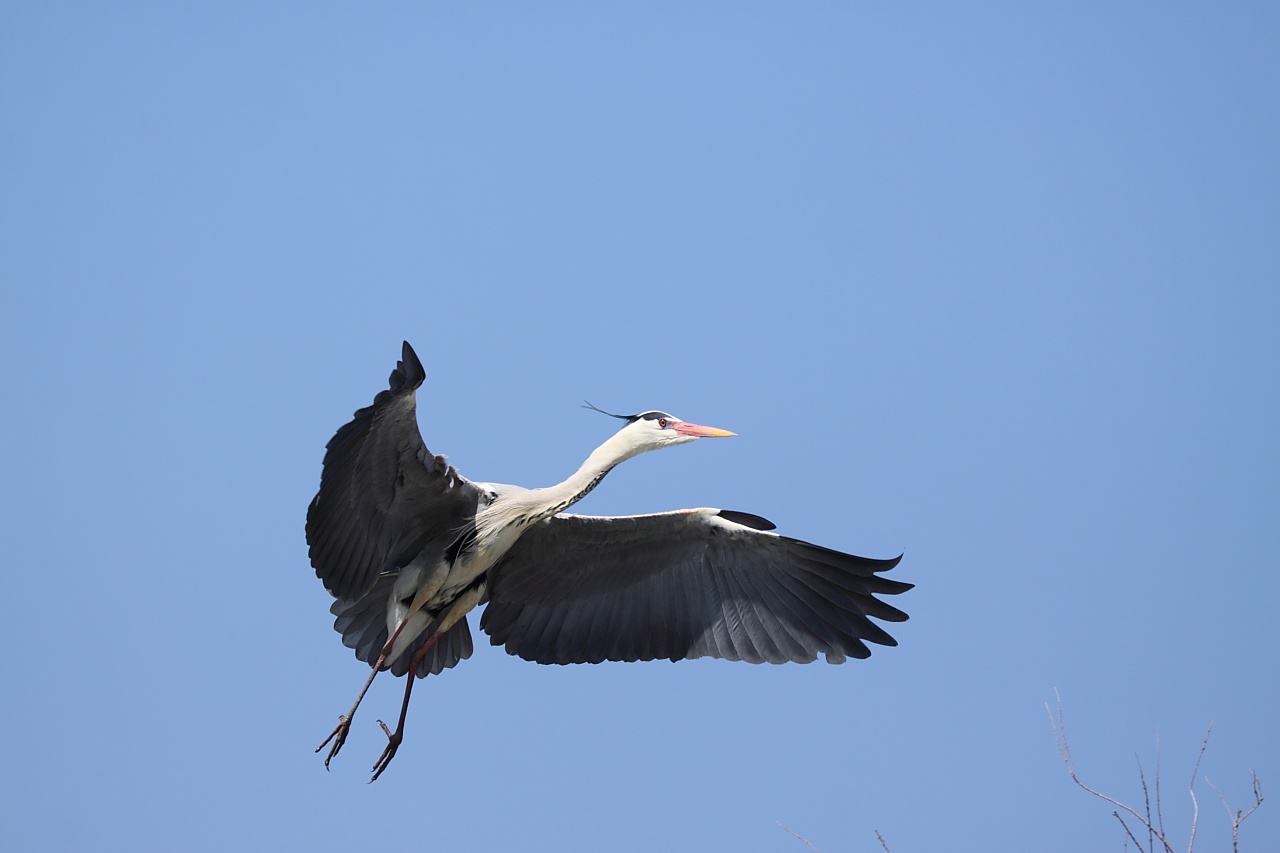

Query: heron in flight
308,342,911,781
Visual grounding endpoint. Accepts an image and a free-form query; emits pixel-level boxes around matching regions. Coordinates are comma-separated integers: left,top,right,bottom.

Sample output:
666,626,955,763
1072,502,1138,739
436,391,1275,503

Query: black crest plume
582,401,636,422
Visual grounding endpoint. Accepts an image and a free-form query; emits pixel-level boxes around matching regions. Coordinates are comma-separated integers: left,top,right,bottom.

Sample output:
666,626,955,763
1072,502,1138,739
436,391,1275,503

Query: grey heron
308,341,911,781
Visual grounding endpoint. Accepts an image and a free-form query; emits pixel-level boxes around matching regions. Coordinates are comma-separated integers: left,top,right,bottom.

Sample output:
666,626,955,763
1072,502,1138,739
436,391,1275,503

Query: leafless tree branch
1207,770,1265,853
1185,723,1212,853
1047,690,1176,853
1156,731,1166,843
1114,809,1148,853
1138,756,1155,853
777,822,822,853
1049,694,1267,852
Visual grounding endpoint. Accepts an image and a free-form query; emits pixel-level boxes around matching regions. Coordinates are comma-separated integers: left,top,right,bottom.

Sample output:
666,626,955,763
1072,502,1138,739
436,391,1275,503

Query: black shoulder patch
716,510,777,531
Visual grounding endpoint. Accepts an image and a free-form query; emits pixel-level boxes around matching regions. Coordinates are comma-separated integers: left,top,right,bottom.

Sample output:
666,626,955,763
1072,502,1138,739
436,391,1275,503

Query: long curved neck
530,428,647,521
474,428,648,539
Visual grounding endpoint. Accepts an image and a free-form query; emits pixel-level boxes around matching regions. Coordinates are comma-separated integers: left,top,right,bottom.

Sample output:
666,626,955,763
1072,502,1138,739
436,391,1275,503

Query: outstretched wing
480,509,911,665
306,341,483,600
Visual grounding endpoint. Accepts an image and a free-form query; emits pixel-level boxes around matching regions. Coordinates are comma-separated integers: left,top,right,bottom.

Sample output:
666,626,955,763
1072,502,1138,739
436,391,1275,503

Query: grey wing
306,341,483,600
480,508,911,666
330,573,474,677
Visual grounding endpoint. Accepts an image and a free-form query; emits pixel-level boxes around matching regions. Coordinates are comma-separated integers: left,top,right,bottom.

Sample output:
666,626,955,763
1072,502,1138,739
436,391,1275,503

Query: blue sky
2,4,1276,851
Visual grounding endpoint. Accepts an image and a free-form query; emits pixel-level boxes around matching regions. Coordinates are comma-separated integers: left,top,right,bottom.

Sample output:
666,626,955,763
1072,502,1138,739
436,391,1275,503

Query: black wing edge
787,539,911,592
385,340,425,398
716,509,777,531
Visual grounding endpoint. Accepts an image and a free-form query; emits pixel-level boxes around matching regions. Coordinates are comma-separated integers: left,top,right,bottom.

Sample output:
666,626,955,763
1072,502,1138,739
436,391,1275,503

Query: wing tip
389,341,426,394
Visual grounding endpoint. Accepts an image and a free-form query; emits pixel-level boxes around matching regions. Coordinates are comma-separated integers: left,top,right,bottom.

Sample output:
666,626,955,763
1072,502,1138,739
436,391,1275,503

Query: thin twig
1138,756,1154,853
1156,730,1166,843
1047,691,1175,853
1207,771,1266,853
1114,810,1148,853
1208,778,1233,829
1186,724,1212,853
1051,695,1265,853
874,829,892,853
776,822,821,853
1207,777,1234,853
1247,771,1266,822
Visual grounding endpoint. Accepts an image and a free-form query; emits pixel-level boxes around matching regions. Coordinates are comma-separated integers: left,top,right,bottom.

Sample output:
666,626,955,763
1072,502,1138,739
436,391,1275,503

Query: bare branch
1207,771,1266,853
1238,772,1267,848
1048,691,1175,853
1050,695,1266,853
1186,724,1212,853
776,822,822,853
1208,777,1237,853
1207,777,1233,850
1137,756,1154,853
874,829,892,853
1248,771,1266,820
1156,730,1166,842
1114,810,1148,853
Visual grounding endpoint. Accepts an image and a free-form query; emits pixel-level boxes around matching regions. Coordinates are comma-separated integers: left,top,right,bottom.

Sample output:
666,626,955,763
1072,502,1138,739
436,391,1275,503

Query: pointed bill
672,421,736,438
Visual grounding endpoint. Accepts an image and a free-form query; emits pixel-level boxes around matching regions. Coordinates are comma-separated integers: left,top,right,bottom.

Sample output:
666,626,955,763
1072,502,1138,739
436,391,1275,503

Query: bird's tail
330,575,473,678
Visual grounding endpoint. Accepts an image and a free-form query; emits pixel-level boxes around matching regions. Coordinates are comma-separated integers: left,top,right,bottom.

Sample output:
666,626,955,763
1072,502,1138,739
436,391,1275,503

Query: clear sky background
2,5,1276,852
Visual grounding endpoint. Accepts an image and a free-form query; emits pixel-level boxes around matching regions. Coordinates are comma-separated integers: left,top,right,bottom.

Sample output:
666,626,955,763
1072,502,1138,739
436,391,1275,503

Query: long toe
317,715,352,769
369,720,403,783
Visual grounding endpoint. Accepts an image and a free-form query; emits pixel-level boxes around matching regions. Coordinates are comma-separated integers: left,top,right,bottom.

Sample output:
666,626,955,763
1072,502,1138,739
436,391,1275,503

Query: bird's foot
316,714,353,770
369,719,403,783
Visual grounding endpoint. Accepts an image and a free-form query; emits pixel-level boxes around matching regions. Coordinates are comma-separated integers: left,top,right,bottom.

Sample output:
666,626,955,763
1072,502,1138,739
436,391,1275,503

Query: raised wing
481,509,911,665
306,341,483,600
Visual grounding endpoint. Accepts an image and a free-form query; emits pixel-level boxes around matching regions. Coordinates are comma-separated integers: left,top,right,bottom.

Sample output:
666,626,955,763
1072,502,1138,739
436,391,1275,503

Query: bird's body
308,342,911,779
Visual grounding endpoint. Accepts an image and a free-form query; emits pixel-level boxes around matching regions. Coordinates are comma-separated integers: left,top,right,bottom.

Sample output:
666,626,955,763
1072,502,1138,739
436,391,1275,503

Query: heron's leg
368,629,444,783
316,617,415,769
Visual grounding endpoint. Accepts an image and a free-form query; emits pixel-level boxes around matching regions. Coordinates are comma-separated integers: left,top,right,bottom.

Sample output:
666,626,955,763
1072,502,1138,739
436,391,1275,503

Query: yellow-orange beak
672,421,736,438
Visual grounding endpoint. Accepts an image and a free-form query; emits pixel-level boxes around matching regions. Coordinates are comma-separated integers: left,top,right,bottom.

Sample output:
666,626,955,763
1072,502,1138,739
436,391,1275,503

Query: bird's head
585,404,735,454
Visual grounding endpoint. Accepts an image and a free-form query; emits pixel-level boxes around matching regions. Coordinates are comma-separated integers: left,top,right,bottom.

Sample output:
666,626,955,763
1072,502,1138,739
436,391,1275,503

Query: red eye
658,418,668,428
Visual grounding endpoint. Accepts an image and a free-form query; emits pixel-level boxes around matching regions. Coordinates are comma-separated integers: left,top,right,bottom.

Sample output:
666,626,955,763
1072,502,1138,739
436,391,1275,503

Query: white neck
530,428,651,521
476,427,652,535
